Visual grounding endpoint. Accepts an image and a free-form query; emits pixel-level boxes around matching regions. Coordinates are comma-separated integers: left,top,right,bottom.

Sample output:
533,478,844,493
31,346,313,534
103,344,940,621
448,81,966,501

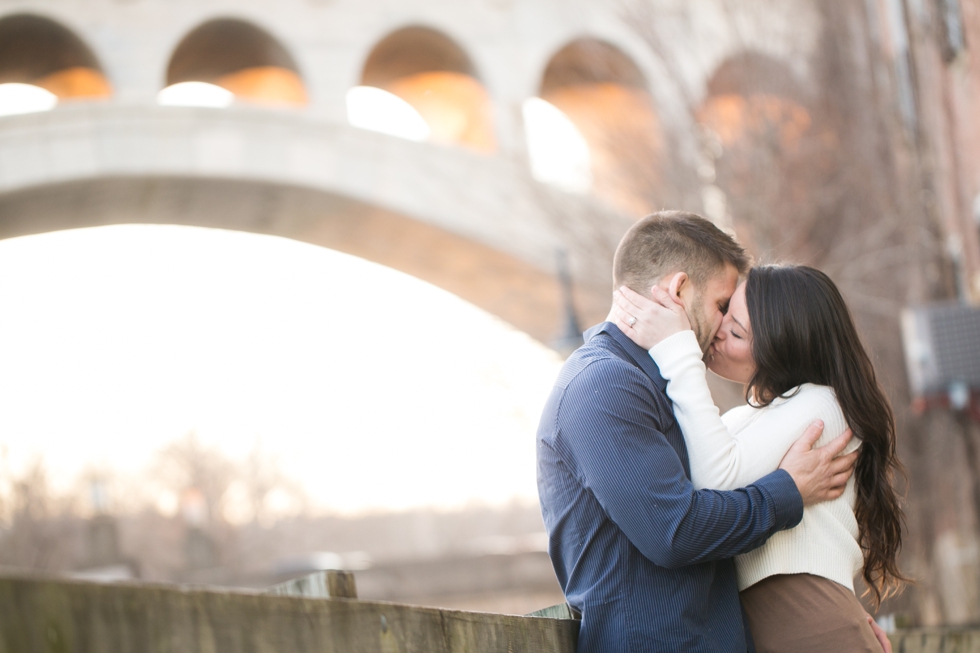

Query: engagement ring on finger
627,316,637,327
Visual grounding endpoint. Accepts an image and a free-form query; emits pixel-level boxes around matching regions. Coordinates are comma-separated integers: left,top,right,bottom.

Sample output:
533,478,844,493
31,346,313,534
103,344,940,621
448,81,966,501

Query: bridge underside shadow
0,177,609,344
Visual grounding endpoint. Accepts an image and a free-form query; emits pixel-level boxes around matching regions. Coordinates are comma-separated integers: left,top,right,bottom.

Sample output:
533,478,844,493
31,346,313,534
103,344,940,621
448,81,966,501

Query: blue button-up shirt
537,323,804,653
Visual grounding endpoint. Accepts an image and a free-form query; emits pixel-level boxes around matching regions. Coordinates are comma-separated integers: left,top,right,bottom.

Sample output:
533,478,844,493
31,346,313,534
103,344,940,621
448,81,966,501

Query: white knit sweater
649,330,863,592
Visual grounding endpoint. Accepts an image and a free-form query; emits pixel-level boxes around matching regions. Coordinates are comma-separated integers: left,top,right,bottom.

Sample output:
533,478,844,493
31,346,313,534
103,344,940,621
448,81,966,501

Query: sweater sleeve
649,331,851,490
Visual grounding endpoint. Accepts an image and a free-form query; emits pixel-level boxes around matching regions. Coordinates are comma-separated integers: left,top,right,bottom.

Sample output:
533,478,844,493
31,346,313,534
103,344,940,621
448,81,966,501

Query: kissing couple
537,211,905,653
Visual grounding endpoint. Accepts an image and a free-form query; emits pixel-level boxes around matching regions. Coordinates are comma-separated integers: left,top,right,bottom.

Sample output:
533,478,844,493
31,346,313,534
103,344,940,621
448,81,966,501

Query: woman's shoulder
725,384,838,417
791,383,838,402
772,383,838,405
773,384,847,431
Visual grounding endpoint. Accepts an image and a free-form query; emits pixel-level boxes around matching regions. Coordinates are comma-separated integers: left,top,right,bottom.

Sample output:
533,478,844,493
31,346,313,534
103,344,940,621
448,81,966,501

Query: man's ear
667,272,689,301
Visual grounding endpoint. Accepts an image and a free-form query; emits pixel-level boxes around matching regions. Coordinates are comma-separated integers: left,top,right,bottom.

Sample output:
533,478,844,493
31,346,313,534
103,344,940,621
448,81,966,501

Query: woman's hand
611,283,692,350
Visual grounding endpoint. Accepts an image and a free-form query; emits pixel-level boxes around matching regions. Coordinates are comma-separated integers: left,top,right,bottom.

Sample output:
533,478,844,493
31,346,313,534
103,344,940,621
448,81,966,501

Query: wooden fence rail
0,574,578,653
0,572,976,653
888,629,980,653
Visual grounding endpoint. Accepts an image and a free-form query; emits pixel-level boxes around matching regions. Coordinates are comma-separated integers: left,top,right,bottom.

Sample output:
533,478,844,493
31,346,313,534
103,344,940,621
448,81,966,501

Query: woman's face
707,282,756,384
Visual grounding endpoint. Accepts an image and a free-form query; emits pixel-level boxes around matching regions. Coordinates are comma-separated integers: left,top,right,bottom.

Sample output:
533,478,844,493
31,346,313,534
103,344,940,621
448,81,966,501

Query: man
536,211,858,653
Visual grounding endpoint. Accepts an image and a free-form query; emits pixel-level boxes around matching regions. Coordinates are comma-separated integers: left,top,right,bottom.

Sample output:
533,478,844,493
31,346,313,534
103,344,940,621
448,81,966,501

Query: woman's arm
651,331,850,490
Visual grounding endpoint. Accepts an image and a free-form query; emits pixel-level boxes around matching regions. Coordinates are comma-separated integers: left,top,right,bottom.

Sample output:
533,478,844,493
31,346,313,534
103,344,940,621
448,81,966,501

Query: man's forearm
637,470,804,568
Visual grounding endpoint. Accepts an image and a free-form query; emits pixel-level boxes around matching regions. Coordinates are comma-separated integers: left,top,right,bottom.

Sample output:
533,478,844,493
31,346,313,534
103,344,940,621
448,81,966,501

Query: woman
611,264,905,652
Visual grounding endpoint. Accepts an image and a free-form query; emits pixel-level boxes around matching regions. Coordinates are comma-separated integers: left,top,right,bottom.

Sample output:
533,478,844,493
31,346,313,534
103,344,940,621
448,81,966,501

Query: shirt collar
585,322,668,392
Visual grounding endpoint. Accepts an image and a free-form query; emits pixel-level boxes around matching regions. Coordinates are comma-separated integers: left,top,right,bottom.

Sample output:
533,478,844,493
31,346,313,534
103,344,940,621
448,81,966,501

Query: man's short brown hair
613,211,750,293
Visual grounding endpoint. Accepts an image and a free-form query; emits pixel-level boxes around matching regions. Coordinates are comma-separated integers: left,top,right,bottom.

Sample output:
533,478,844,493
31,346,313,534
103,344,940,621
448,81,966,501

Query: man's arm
558,358,804,569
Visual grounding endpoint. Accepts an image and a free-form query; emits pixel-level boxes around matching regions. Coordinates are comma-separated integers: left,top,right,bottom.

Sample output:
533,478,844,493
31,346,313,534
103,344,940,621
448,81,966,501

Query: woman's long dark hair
745,265,907,607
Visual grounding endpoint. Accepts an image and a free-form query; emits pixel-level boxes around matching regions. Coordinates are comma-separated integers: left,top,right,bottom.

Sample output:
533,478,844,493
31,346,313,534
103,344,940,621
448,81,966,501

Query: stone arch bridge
0,0,822,343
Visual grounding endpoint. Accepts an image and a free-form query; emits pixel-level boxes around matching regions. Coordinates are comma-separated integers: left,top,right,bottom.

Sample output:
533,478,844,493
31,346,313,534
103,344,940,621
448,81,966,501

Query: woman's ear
667,272,689,301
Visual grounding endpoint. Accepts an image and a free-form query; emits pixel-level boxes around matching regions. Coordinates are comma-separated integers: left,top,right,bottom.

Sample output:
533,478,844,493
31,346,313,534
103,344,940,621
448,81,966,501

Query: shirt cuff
649,330,701,367
751,469,804,531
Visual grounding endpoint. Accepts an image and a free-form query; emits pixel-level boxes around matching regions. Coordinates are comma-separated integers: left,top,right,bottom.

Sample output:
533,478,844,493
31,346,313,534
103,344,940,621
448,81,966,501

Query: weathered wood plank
327,570,358,599
9,574,977,653
888,629,980,653
526,603,580,620
265,570,358,599
0,575,579,653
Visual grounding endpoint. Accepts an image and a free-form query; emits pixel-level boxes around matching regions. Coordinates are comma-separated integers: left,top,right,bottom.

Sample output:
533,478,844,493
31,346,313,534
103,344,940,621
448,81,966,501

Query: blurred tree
0,458,81,572
154,432,235,528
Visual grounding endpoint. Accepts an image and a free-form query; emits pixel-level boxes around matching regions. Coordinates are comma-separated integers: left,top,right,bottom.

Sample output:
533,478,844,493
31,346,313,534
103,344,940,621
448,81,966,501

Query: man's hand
867,614,893,653
778,420,858,506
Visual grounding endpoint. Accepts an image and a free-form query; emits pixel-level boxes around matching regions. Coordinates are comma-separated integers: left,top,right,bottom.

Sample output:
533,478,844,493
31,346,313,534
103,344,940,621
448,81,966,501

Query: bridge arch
0,176,579,345
699,50,812,151
537,37,662,216
166,18,307,107
705,51,808,101
359,26,496,153
698,50,838,257
0,13,111,100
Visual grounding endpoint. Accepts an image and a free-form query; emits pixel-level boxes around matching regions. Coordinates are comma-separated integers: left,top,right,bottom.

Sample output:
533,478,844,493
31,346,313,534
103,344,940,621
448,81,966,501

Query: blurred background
0,0,979,629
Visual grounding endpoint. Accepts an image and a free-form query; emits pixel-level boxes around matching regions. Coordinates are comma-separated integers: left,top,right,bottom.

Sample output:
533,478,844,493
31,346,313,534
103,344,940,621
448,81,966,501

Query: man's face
678,264,739,353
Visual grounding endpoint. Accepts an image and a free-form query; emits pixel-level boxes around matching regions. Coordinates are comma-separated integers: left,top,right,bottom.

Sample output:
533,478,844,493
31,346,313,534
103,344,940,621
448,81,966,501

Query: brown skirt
739,574,881,653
